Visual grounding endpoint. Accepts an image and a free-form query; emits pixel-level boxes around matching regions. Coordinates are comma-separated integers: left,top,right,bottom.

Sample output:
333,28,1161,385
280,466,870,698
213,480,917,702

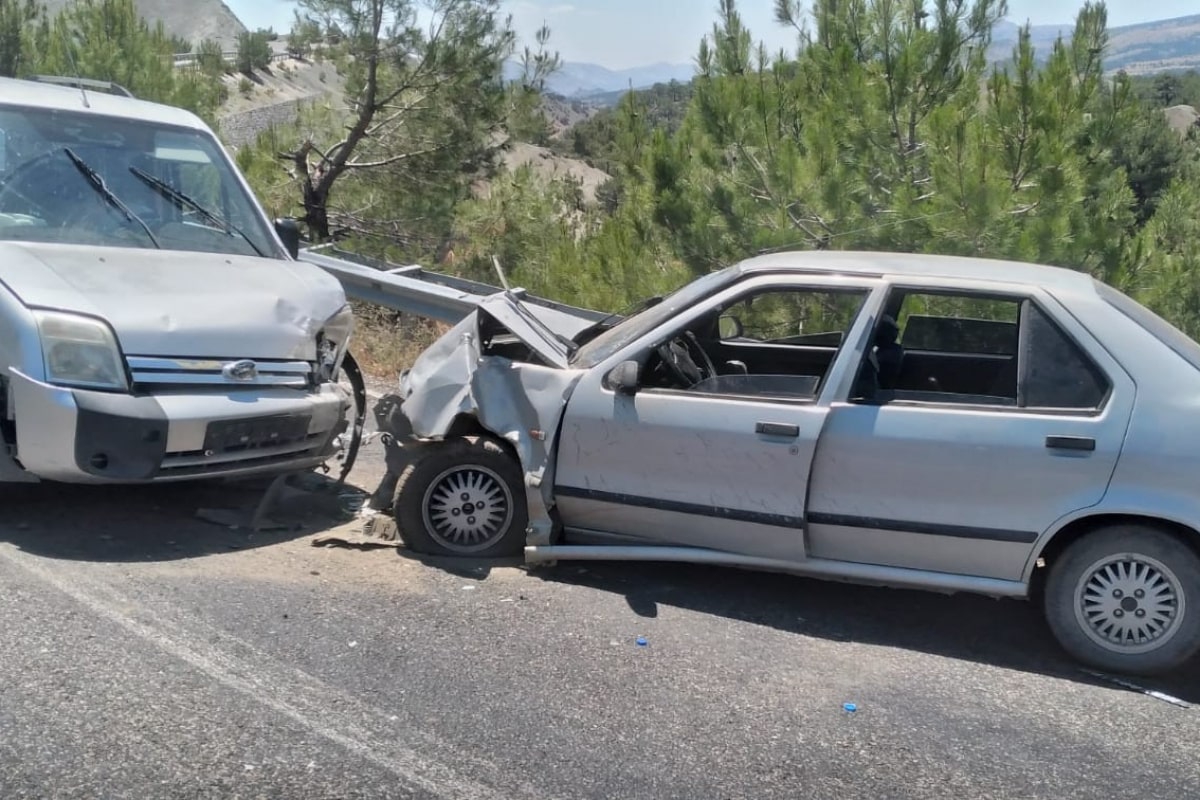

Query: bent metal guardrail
297,244,608,324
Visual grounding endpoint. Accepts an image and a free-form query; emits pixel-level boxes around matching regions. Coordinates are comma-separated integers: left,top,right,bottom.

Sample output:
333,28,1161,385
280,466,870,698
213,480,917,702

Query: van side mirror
606,360,641,395
275,217,302,258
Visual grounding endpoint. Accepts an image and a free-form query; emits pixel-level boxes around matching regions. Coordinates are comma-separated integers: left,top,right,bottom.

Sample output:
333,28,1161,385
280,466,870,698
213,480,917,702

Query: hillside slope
988,14,1200,74
41,0,247,48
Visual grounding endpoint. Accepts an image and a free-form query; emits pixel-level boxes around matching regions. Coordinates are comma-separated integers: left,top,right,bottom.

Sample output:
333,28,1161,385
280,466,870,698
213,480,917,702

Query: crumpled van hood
0,241,347,359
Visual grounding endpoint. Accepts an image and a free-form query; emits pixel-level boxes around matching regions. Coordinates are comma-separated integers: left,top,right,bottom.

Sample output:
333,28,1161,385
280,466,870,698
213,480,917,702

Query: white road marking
0,544,536,800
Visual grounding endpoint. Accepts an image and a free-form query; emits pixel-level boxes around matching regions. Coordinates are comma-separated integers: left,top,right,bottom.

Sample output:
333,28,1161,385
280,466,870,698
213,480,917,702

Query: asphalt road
1,431,1199,799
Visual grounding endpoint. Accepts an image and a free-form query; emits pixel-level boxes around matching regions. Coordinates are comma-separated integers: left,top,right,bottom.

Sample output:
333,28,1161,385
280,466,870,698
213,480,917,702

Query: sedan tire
1044,524,1200,675
392,436,528,558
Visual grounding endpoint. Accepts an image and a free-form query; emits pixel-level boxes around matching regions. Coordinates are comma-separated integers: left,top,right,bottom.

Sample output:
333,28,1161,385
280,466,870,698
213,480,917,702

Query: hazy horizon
228,1,1199,70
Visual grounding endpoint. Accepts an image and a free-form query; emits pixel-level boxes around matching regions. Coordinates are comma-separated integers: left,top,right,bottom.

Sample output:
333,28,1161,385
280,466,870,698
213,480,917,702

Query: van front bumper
9,369,349,483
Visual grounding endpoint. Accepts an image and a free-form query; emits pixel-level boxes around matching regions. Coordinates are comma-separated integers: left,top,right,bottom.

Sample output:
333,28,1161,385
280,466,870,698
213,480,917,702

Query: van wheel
392,436,527,558
1044,524,1200,676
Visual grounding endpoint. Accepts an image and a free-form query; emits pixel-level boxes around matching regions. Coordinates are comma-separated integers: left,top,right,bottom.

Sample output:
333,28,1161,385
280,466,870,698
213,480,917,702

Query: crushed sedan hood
0,242,347,359
476,292,599,369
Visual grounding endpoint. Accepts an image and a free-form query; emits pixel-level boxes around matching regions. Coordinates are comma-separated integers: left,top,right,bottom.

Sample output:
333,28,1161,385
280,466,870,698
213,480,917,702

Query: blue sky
226,1,1198,69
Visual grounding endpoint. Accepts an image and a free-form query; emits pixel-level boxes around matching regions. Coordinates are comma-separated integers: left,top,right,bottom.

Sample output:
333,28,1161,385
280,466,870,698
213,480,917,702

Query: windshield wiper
63,148,161,249
128,166,266,257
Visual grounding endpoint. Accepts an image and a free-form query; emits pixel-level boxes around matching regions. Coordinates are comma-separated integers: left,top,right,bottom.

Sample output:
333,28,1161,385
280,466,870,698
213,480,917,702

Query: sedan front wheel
1044,525,1200,676
392,436,528,558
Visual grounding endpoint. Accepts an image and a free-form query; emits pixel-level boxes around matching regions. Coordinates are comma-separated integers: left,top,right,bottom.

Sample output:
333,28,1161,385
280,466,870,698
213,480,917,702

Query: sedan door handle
756,421,800,438
1046,435,1095,452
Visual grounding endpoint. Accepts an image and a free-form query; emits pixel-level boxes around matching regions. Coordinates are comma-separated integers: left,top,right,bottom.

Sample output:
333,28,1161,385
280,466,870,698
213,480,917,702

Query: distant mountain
505,59,695,99
42,0,247,49
1105,14,1200,74
526,12,1200,111
987,14,1200,75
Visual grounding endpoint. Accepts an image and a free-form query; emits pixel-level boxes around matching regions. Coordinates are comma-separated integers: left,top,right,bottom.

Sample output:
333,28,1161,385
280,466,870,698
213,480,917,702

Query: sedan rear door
805,282,1134,581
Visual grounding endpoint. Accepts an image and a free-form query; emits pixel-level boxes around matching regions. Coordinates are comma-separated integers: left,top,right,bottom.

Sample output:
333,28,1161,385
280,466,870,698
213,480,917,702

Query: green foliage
0,0,224,123
553,79,694,172
1131,70,1200,109
268,0,518,242
0,0,39,77
450,164,690,310
506,22,560,145
235,29,271,73
195,37,225,78
230,0,1200,345
287,11,322,59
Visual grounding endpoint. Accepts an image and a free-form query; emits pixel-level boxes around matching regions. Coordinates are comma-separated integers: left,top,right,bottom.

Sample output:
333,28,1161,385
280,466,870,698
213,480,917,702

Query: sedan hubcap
422,465,513,553
1075,553,1184,654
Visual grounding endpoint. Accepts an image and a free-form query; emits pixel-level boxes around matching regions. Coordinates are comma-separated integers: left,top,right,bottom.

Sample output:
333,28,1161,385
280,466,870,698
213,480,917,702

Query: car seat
874,315,904,390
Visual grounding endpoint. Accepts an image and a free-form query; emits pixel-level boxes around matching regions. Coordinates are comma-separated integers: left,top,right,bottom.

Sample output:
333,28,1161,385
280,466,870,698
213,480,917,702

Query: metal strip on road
0,544,543,800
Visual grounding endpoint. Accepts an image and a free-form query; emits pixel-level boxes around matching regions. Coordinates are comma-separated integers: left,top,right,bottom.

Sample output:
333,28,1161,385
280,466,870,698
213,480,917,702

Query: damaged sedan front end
369,292,600,554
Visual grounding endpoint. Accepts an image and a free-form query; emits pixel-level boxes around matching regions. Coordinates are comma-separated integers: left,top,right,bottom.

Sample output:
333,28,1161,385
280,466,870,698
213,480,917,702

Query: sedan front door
553,276,877,562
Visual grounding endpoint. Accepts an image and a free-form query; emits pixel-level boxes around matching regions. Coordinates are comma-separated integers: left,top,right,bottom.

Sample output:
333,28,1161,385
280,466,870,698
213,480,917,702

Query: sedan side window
1019,302,1109,410
852,289,1110,411
638,286,868,401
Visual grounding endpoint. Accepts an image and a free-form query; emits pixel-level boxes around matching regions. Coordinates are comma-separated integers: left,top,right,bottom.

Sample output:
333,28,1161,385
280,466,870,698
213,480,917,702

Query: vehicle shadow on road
0,474,370,563
530,559,1200,705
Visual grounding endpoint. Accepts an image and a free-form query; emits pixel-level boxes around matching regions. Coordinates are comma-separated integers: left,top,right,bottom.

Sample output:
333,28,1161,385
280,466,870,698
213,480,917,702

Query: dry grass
349,301,448,381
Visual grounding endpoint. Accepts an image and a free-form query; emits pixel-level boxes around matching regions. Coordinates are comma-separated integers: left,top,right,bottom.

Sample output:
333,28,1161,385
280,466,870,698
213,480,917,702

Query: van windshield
0,104,278,258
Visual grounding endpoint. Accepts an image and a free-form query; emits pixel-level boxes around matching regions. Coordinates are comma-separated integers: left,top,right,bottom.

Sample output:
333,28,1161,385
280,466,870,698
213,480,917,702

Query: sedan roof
736,250,1098,295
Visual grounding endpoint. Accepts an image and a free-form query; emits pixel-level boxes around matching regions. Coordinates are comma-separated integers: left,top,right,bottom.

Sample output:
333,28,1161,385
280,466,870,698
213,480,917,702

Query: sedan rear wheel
1044,525,1200,675
392,436,527,558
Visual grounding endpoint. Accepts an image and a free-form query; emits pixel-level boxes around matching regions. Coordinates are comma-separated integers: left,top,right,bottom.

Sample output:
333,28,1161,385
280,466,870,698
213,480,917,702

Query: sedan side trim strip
806,512,1038,544
555,485,805,529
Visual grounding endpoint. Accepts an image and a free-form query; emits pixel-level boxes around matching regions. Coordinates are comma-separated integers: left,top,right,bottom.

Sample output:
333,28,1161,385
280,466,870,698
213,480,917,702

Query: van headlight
33,310,128,391
317,305,355,382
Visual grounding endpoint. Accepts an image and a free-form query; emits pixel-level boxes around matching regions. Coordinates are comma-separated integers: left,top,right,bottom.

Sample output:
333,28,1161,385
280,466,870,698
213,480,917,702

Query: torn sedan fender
360,283,601,547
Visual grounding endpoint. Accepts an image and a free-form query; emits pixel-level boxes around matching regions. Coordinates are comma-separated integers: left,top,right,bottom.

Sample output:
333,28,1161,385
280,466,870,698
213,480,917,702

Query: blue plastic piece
843,702,857,713
636,637,648,647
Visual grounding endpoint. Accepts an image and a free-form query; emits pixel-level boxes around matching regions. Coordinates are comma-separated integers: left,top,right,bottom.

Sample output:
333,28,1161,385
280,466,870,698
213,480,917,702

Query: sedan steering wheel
656,331,718,388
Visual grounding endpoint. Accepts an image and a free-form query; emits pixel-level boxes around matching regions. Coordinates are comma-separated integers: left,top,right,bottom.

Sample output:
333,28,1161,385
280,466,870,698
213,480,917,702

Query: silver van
0,77,354,484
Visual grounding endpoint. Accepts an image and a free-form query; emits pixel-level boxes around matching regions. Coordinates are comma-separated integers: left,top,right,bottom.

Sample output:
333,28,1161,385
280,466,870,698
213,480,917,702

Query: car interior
637,285,1109,411
638,286,868,400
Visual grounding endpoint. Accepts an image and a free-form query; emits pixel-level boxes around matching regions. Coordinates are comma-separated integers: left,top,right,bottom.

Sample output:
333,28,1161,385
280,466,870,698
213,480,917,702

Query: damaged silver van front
0,77,357,485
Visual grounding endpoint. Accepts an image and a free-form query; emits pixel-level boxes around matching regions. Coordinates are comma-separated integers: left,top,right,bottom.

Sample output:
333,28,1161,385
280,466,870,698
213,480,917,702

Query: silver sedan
368,250,1200,677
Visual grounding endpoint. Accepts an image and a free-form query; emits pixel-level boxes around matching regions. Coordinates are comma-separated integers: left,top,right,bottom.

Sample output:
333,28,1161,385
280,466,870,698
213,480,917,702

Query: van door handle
756,421,800,438
1046,435,1095,452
